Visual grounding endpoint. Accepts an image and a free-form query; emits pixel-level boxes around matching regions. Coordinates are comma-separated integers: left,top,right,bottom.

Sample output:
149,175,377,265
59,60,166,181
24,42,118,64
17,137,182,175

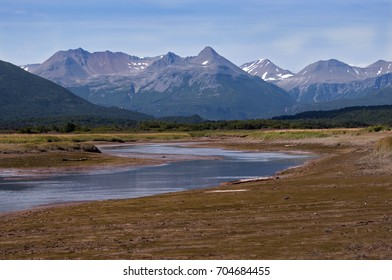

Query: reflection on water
0,143,311,213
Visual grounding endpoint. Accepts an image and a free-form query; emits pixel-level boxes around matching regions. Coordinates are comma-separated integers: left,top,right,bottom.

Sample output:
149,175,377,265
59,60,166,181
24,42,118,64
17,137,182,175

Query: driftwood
62,158,88,162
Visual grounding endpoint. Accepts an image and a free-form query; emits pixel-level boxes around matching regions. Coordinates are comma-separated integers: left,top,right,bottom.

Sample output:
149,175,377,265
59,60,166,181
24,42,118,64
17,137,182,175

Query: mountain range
241,58,392,109
23,48,160,86
20,46,392,119
23,47,293,120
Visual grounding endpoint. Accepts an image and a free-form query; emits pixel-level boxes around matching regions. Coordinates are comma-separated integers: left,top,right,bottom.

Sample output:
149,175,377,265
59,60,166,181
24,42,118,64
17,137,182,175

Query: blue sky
1,0,391,72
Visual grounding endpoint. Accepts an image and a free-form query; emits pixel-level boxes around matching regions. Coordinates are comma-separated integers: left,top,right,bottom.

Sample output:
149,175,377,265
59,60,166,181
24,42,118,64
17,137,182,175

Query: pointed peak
240,58,294,81
165,51,178,57
161,52,181,64
148,52,183,69
200,46,217,52
257,58,274,66
194,47,224,65
198,46,219,57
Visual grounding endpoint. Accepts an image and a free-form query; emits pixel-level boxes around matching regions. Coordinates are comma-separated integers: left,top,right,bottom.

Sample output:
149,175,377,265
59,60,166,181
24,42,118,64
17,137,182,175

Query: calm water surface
0,143,311,213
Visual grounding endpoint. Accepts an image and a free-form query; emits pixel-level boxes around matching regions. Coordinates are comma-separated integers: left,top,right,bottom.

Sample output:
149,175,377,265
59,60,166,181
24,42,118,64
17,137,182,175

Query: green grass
0,132,192,144
189,128,356,140
248,129,348,140
0,132,192,154
0,129,362,155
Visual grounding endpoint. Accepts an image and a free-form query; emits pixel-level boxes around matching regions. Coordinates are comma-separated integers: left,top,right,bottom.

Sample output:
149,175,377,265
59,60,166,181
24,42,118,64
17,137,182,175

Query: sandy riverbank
0,130,392,259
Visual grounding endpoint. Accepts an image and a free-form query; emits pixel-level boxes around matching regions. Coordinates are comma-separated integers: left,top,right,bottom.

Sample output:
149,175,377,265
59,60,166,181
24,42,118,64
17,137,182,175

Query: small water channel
0,143,312,213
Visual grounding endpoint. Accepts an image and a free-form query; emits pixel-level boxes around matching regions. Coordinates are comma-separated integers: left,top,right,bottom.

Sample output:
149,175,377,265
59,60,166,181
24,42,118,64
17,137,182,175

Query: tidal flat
0,129,392,259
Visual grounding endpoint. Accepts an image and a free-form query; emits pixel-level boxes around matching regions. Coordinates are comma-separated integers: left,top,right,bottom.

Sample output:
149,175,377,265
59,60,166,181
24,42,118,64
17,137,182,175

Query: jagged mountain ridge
26,48,160,86
287,73,392,105
242,58,392,86
276,59,392,92
23,47,392,119
242,57,392,105
25,47,294,120
23,48,163,110
280,60,392,104
132,47,247,93
126,47,294,119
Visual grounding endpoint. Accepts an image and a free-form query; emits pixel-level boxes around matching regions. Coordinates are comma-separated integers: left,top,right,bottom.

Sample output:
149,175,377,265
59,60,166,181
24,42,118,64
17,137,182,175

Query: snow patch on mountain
240,59,294,82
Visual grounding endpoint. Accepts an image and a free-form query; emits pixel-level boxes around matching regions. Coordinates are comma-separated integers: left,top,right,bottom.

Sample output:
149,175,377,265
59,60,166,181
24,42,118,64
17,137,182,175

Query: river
0,143,311,213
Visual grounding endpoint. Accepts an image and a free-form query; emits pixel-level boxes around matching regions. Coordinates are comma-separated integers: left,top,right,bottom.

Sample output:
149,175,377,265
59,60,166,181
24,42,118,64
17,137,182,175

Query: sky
1,0,391,72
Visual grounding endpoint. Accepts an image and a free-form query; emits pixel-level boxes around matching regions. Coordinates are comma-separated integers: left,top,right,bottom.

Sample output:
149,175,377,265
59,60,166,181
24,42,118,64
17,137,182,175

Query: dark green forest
2,104,392,133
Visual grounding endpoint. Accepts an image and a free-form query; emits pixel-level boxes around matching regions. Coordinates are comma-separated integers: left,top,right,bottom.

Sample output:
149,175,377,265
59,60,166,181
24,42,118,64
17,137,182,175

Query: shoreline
0,140,228,179
0,139,313,180
1,130,392,259
0,175,282,217
0,141,314,215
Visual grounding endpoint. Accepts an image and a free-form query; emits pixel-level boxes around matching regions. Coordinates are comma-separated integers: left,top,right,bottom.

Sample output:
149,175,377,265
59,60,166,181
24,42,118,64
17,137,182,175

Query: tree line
0,118,382,134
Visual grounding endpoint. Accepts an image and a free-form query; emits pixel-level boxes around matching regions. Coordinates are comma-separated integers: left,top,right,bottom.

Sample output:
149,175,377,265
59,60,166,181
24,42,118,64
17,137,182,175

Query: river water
0,143,311,213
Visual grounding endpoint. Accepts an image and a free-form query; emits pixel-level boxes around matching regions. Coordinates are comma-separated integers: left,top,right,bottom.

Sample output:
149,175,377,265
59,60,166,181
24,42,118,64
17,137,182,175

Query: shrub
367,125,391,133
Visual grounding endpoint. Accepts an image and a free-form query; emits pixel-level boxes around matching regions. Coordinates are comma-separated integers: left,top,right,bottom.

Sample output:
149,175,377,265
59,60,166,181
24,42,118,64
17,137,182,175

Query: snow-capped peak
240,58,294,82
366,60,392,76
241,58,266,73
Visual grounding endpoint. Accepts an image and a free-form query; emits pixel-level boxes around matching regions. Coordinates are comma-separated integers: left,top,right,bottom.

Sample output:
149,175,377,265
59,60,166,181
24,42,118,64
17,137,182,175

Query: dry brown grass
375,137,392,155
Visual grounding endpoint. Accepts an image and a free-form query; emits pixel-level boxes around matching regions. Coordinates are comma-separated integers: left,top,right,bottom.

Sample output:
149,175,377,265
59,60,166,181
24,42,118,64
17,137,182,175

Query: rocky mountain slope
25,47,294,120
23,46,392,119
24,48,160,86
242,58,392,109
